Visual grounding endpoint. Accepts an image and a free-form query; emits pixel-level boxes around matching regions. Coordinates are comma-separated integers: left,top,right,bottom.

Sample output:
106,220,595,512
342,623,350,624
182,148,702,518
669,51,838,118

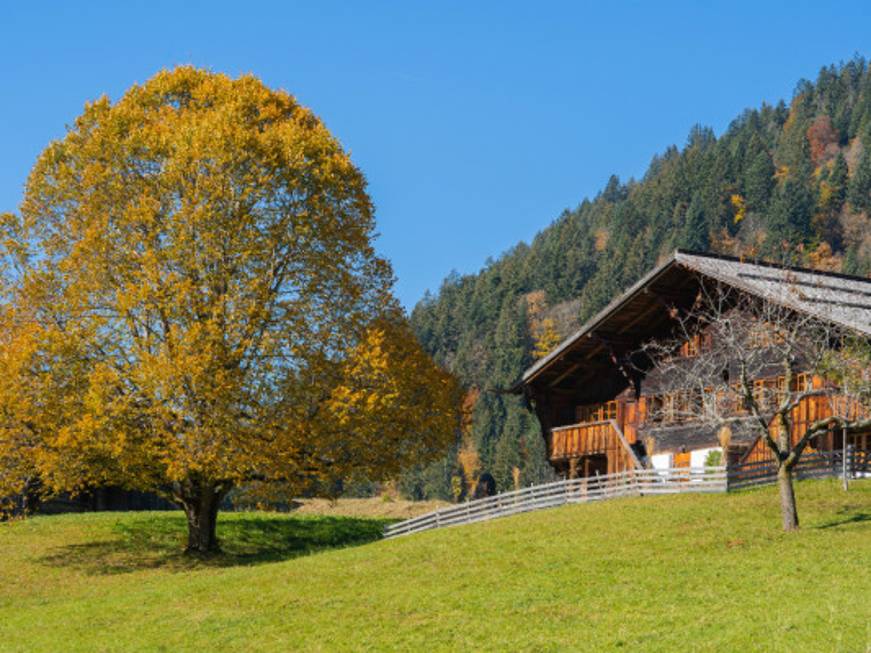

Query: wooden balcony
550,420,616,459
549,419,642,475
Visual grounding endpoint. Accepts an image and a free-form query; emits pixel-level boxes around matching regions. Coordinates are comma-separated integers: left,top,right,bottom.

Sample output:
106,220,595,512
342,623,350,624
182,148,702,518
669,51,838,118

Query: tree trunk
777,463,799,531
179,481,230,554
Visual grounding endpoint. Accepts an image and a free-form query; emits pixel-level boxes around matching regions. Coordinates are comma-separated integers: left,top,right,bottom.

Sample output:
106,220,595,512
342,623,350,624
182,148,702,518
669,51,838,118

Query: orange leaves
806,115,839,166
0,66,451,508
321,317,460,483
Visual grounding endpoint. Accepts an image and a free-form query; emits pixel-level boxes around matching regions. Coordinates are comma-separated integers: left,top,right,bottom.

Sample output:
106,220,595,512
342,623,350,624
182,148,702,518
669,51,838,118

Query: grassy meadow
1,479,870,652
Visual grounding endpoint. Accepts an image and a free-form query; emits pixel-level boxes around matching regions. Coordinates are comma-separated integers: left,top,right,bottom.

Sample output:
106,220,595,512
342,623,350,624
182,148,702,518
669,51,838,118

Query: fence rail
385,466,727,539
726,449,868,490
385,450,868,539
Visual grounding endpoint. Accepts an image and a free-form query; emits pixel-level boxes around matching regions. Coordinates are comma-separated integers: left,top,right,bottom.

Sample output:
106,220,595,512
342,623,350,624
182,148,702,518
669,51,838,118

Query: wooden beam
549,362,582,387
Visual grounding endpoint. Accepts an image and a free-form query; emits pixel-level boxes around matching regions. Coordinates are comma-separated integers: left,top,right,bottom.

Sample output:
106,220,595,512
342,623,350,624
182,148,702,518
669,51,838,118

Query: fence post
843,426,849,491
385,454,860,539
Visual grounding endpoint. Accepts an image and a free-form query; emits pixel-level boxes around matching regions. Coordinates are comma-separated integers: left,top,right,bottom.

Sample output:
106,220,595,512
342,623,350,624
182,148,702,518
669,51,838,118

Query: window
680,334,702,358
791,373,811,392
753,379,768,410
575,401,618,423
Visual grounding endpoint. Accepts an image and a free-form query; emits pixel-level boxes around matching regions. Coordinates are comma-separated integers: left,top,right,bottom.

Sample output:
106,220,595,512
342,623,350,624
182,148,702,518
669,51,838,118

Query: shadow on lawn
816,505,871,529
38,512,388,575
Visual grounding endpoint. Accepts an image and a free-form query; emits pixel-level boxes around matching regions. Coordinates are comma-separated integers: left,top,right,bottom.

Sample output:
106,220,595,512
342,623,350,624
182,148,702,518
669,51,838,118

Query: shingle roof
674,251,871,337
639,418,759,454
518,249,871,387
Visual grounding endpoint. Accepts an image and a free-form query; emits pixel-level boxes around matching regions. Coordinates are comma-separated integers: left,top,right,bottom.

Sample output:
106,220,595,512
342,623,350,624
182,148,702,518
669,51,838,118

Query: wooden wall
742,388,869,464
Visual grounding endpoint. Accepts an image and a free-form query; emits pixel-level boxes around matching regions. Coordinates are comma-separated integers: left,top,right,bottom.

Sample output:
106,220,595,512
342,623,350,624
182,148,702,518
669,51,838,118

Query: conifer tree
408,59,871,501
767,176,814,246
678,194,709,251
743,150,776,211
828,152,849,209
848,146,871,213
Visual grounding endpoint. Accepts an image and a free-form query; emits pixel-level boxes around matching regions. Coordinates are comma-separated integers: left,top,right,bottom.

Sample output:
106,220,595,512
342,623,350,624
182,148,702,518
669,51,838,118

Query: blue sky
3,2,871,308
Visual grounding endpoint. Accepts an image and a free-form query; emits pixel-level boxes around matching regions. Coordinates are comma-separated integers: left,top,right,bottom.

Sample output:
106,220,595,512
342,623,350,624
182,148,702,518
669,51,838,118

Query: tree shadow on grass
38,512,389,575
815,505,871,529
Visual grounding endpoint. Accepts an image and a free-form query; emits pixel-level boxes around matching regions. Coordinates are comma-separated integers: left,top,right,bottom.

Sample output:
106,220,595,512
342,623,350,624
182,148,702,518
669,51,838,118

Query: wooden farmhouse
514,250,871,478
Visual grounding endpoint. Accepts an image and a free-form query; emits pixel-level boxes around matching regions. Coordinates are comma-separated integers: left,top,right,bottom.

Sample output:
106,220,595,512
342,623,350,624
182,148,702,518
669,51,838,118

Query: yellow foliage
0,67,460,543
511,465,521,491
525,290,547,321
461,388,479,437
807,242,842,272
525,291,562,359
532,318,562,359
323,317,461,486
456,438,481,496
818,181,834,208
730,194,747,224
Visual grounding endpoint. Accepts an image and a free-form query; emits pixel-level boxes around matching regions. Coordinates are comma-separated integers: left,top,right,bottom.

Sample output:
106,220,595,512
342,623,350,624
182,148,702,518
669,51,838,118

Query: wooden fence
385,450,869,539
726,449,869,490
384,466,727,539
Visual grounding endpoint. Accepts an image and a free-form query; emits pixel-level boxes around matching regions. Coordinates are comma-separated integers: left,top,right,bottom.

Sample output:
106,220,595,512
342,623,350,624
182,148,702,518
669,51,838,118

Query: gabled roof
518,250,871,391
674,251,871,337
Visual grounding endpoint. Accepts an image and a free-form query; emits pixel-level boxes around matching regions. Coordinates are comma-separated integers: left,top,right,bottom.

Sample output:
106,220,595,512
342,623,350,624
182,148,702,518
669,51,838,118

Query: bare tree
639,281,871,531
821,335,871,490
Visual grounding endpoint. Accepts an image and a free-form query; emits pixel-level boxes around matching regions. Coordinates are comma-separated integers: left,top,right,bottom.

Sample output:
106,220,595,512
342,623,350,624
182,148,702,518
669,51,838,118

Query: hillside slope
2,480,870,651
406,58,871,499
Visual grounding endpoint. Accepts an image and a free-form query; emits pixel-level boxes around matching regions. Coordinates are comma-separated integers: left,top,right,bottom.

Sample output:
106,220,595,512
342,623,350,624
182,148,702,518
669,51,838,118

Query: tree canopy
0,67,459,551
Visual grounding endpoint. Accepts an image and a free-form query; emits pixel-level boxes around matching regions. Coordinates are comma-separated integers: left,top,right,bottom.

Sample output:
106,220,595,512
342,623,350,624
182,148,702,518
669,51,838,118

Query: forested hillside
401,58,871,500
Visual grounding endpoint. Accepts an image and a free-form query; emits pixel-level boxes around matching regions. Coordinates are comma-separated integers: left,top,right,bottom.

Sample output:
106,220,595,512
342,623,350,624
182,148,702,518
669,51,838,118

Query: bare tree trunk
178,480,231,554
777,463,799,531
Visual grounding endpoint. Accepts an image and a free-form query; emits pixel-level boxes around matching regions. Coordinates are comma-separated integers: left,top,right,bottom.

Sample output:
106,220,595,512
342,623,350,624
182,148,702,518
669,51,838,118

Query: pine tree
744,150,775,211
828,152,849,209
767,177,813,246
848,146,871,213
678,193,709,251
407,59,871,502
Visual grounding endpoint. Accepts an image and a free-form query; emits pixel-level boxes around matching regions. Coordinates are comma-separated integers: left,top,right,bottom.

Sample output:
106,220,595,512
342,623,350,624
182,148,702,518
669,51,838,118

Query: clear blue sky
3,2,871,308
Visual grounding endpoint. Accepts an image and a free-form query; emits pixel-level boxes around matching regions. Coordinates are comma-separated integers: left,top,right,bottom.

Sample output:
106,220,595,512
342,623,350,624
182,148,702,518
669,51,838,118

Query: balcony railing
550,419,617,460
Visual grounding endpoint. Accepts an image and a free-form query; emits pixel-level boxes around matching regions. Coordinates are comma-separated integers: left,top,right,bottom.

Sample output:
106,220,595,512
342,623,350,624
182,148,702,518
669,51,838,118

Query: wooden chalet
514,250,871,478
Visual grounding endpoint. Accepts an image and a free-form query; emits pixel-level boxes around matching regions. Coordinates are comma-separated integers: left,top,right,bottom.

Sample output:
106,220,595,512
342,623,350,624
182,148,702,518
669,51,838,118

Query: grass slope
1,480,870,652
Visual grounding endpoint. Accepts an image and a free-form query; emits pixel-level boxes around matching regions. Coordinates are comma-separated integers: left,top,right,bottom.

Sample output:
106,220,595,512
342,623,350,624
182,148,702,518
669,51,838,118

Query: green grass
1,480,870,652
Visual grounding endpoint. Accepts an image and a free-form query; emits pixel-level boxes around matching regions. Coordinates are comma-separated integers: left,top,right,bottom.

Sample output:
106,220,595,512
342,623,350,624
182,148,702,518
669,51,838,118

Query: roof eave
519,251,682,386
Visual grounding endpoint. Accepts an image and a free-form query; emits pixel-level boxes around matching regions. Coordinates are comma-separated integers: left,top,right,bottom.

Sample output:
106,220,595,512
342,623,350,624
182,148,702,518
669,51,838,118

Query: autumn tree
806,115,839,166
641,282,870,531
0,67,459,552
526,290,562,360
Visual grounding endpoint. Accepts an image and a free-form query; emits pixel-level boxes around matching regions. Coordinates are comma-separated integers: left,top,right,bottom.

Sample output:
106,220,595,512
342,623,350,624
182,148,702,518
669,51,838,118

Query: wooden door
583,454,608,478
